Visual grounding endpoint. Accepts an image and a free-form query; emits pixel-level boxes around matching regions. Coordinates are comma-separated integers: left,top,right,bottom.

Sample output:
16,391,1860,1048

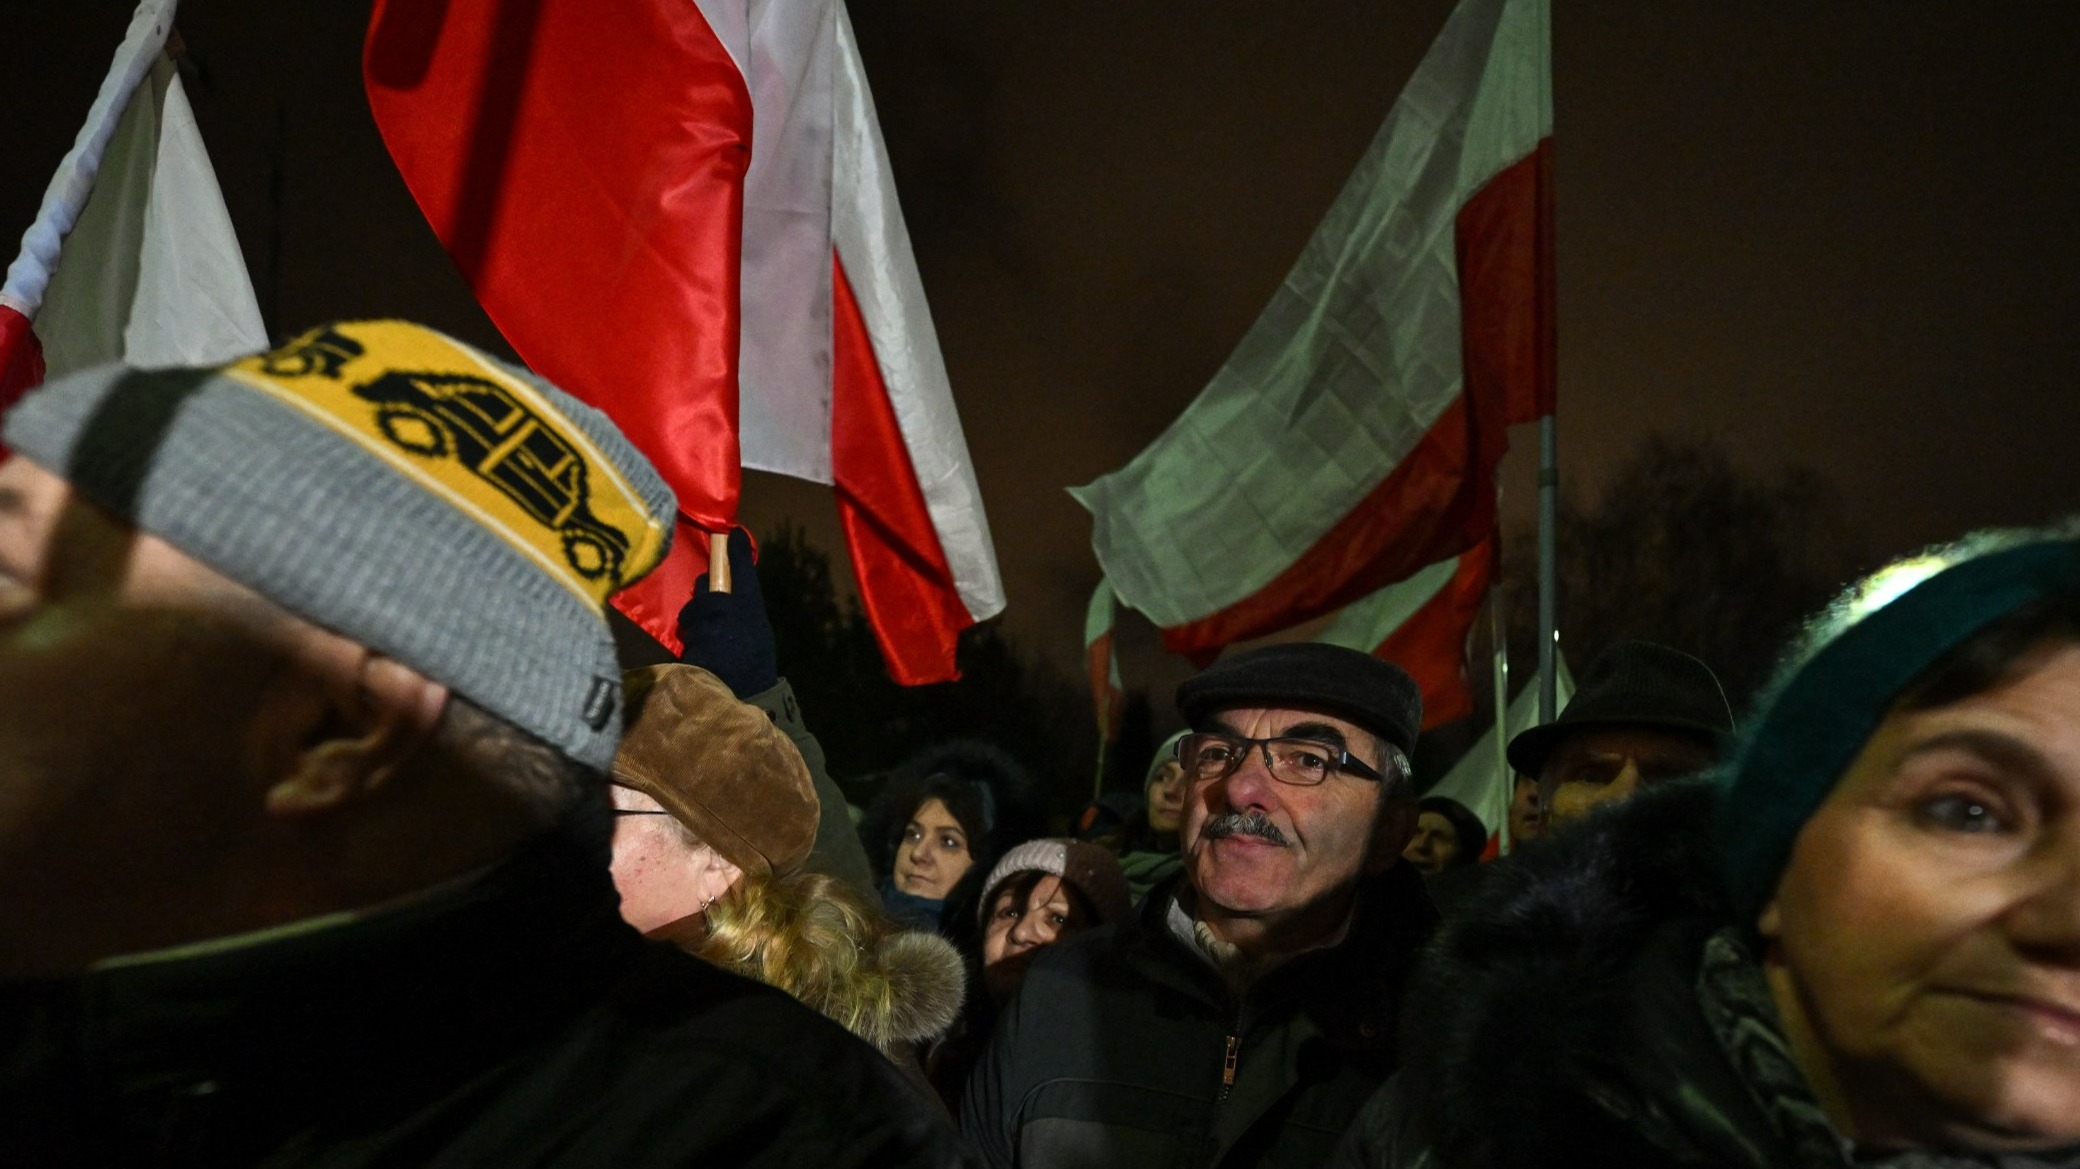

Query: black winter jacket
1334,779,1806,1169
0,828,972,1168
960,863,1437,1169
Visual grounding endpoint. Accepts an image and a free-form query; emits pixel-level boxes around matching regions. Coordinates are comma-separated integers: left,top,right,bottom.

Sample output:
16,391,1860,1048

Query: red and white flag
2,0,267,447
1070,0,1552,661
365,0,1001,683
1314,539,1496,730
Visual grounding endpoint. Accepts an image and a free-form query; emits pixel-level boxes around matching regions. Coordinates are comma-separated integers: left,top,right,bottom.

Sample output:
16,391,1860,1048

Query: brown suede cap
611,664,819,878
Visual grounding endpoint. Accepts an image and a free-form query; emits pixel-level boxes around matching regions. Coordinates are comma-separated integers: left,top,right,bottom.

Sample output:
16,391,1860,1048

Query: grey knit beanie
2,320,675,771
978,838,1135,928
1719,524,2080,926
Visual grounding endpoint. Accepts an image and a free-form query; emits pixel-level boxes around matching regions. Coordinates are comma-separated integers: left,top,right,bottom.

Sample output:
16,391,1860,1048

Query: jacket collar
1125,860,1437,1047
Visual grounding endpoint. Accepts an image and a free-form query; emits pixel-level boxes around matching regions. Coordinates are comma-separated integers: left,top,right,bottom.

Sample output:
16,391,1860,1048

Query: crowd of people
2,321,2077,1168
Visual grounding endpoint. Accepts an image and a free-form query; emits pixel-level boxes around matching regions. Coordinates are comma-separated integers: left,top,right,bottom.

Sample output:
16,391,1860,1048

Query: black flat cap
1177,642,1422,756
1505,641,1734,778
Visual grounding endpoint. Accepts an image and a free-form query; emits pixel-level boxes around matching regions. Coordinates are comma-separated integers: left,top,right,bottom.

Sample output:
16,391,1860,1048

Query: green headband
1719,534,2080,927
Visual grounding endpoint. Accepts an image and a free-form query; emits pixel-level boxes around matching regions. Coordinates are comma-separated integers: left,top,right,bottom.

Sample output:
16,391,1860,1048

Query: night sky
8,2,2079,698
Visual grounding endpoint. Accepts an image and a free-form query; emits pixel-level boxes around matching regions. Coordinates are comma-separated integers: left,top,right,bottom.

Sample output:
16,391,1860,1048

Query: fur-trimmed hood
1391,777,1770,1167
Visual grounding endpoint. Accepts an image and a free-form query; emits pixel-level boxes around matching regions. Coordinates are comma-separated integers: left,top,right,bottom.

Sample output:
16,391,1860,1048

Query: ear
694,847,746,905
265,650,450,818
1366,797,1419,873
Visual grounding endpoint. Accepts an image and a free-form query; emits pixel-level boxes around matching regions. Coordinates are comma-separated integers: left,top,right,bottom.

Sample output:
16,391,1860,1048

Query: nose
1218,743,1280,811
1009,911,1059,950
2006,829,2080,965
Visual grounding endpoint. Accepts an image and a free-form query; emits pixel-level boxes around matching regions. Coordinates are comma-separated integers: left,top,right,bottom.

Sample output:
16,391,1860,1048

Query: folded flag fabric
1315,538,1495,730
2,0,266,455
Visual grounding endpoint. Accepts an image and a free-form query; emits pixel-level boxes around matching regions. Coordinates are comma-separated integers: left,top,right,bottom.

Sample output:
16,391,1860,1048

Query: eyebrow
1899,728,2051,781
1208,718,1350,749
0,487,26,519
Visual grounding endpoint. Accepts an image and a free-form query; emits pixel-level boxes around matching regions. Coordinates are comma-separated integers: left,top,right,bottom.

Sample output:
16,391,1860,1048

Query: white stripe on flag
35,57,266,377
830,2,1003,621
1428,650,1574,838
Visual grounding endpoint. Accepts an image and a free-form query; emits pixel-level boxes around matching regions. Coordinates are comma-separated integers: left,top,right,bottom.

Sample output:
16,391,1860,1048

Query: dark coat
1334,779,1803,1169
960,863,1438,1169
0,828,973,1168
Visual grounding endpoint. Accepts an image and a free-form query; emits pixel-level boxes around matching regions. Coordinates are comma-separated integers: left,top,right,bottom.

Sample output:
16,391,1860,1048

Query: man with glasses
961,642,1438,1169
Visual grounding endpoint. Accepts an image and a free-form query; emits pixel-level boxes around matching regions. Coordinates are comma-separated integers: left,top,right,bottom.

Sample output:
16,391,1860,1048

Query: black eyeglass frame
1176,732,1386,787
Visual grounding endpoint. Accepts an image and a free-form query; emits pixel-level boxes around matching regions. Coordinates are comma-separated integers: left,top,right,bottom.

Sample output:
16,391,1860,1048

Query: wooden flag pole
708,531,731,594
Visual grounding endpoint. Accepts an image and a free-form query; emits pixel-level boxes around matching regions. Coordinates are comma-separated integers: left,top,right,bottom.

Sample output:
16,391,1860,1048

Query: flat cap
1177,642,1422,756
612,664,820,879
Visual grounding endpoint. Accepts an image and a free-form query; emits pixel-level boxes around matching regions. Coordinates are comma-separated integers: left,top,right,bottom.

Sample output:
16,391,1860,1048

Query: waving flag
1,0,266,447
365,0,1000,683
1071,0,1552,661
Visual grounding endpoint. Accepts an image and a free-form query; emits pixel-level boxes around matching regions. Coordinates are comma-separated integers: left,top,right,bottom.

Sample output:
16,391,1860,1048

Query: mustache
1202,811,1289,847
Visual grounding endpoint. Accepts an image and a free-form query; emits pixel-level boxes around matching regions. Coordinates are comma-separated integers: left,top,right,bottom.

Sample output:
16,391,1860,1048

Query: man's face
1508,775,1545,844
1761,641,2080,1151
1539,727,1716,830
0,457,291,973
1180,706,1396,924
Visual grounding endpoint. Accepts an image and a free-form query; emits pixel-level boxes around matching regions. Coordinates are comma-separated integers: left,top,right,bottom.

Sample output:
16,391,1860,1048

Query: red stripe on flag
1374,537,1495,729
0,305,45,456
364,0,751,530
1458,141,1555,422
608,515,711,655
1086,630,1123,740
1158,139,1554,661
830,255,974,685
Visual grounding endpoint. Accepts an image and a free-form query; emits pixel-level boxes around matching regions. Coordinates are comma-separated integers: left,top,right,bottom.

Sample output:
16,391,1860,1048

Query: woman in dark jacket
1345,523,2080,1168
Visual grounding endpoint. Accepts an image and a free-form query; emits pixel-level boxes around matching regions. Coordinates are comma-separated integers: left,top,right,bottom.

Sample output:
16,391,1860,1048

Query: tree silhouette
756,525,1095,827
1501,433,1872,712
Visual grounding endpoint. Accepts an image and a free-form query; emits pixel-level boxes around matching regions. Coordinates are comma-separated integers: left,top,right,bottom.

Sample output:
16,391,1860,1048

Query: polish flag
365,0,1001,683
1070,0,1552,661
2,0,267,452
1314,538,1496,730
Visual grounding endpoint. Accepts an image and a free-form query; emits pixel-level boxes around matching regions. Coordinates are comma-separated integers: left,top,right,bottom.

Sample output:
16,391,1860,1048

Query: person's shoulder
580,945,972,1165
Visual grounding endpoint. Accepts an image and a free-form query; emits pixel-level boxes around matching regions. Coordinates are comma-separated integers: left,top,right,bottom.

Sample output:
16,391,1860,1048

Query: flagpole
1489,587,1512,854
1537,415,1558,722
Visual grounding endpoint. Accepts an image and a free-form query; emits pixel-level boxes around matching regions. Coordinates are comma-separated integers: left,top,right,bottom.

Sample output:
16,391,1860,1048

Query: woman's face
1762,640,2080,1151
981,873,1084,1003
893,797,971,899
1146,760,1187,834
1402,811,1462,873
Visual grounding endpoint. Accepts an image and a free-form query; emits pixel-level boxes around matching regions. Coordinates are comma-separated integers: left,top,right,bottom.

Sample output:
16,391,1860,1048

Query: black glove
674,527,779,698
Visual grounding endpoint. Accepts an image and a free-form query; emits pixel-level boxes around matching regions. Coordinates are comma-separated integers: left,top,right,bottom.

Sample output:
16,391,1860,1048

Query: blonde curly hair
693,869,965,1058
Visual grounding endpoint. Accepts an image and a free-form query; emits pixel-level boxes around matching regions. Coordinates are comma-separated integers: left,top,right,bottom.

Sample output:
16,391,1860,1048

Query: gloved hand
674,527,779,698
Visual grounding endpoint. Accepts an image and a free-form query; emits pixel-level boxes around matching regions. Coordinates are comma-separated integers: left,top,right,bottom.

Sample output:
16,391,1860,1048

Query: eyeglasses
1177,732,1384,787
610,808,672,817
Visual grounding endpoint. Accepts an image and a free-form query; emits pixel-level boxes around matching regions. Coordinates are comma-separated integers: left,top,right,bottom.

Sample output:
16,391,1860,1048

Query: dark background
9,2,2079,799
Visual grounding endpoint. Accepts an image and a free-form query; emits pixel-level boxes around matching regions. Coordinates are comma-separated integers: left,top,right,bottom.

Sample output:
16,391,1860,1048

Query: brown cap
611,664,819,878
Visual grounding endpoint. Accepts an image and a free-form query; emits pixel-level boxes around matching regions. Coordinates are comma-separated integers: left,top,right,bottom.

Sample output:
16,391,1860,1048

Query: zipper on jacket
1218,1033,1239,1099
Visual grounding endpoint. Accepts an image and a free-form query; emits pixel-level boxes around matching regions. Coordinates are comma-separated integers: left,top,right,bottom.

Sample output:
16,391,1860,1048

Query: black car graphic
351,370,631,583
259,325,365,380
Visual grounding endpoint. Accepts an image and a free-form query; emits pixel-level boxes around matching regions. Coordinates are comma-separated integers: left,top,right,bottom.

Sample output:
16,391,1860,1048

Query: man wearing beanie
0,323,967,1167
963,642,1439,1168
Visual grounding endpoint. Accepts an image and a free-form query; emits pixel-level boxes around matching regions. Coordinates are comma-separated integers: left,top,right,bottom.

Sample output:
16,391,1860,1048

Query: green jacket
960,865,1437,1169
